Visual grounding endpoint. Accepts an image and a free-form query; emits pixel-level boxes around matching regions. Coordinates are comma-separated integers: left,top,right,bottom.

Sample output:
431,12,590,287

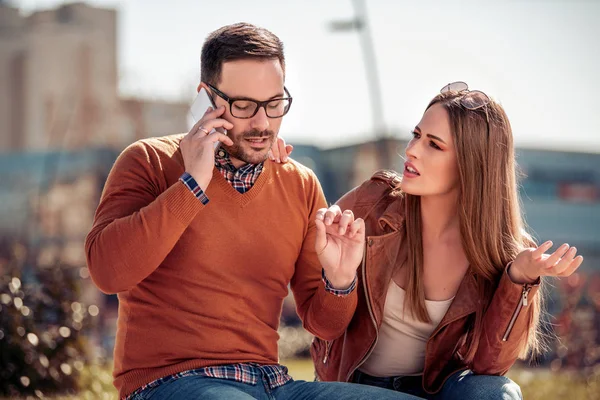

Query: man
85,23,417,399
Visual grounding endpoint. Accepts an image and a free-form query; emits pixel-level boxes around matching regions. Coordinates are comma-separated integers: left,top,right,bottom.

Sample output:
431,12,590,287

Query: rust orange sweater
85,135,357,398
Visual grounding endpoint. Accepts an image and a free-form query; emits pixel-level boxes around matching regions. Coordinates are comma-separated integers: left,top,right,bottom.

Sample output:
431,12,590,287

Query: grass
506,367,600,400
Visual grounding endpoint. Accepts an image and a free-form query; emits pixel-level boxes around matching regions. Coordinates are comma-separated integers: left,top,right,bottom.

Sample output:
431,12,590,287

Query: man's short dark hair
201,23,285,85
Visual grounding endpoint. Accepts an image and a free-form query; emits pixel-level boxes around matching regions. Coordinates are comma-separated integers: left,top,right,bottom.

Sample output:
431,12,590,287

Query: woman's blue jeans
353,369,523,400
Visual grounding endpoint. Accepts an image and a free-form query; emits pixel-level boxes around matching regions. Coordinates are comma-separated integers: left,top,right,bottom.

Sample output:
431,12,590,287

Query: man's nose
250,106,270,132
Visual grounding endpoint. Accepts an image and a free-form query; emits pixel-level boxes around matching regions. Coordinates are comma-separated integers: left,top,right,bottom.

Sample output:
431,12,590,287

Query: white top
359,280,454,377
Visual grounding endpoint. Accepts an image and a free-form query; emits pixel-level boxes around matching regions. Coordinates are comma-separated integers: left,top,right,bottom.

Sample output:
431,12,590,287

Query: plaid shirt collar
214,147,264,194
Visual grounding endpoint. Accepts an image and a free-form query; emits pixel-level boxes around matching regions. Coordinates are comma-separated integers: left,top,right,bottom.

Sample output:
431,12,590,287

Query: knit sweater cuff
164,181,206,225
312,280,358,339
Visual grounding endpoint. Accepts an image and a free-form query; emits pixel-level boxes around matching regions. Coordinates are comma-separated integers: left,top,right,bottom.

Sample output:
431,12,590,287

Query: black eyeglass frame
206,83,293,119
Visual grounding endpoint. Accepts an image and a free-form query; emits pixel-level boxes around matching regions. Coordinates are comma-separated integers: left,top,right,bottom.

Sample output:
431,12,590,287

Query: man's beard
223,129,276,165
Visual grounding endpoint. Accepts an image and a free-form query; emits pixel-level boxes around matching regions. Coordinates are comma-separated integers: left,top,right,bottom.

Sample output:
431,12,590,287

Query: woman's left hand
509,241,584,284
268,136,293,163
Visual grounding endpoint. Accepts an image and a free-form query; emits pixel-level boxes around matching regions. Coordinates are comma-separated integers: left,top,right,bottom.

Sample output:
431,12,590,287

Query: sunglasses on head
440,81,490,110
441,81,490,135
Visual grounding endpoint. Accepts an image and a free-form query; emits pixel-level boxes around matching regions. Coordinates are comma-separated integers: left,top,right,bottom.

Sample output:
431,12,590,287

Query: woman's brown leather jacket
310,170,540,394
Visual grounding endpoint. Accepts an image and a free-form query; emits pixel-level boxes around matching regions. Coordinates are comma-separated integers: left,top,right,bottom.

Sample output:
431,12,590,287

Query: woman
310,82,584,399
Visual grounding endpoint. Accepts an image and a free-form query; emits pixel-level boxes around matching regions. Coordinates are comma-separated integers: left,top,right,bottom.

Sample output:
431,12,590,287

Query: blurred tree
0,238,95,398
547,272,600,376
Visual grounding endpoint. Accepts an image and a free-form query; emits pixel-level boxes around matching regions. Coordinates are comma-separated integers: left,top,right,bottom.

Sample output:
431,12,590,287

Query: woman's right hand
180,106,234,190
315,205,365,290
509,240,584,284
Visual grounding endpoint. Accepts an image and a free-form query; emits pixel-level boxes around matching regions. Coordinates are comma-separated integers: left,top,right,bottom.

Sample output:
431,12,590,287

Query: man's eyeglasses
207,84,293,119
441,81,490,135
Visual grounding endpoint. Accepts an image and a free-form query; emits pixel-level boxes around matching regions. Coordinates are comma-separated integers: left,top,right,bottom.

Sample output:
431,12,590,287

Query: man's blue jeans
130,367,421,400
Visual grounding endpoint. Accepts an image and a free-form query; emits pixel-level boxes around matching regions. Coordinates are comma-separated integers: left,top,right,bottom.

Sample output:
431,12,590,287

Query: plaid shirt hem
179,172,209,205
322,269,357,297
125,363,292,399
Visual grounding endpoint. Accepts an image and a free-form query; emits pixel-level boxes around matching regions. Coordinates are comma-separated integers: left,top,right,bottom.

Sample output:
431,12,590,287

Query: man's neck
216,146,260,170
229,155,249,169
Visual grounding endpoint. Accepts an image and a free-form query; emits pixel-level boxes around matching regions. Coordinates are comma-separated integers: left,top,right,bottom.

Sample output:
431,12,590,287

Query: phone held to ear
189,88,227,148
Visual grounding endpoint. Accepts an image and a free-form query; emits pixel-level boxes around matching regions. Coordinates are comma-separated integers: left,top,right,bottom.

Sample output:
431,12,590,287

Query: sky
14,0,600,151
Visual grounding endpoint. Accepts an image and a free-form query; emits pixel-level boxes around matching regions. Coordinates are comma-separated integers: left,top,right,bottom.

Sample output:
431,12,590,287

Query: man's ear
197,82,210,93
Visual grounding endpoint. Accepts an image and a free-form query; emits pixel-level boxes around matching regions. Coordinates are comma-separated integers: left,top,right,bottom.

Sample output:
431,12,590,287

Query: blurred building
120,97,191,142
0,2,188,152
323,138,407,201
518,148,600,279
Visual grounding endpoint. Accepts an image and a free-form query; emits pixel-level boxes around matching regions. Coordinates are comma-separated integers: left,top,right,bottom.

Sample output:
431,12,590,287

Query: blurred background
0,0,599,399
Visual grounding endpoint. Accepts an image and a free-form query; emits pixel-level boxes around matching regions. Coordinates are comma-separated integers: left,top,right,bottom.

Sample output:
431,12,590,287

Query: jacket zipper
502,284,533,342
345,240,379,381
323,340,332,363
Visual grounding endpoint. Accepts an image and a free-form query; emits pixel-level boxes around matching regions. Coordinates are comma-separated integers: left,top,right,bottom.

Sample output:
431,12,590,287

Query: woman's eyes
411,131,442,150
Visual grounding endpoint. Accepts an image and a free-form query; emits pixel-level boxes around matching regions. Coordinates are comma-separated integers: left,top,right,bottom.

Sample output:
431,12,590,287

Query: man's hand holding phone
180,106,233,191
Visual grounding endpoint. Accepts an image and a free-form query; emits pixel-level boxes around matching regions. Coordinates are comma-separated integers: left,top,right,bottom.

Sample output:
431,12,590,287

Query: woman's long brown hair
400,91,544,362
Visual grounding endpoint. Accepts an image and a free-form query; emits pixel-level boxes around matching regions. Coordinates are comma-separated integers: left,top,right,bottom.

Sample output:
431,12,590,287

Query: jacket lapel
434,271,478,333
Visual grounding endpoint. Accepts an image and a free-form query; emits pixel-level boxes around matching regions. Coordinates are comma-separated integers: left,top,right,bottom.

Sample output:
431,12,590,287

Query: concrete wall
0,3,189,153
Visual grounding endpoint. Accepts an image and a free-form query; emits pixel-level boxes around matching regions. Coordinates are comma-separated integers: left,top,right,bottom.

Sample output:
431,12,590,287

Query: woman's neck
420,191,460,244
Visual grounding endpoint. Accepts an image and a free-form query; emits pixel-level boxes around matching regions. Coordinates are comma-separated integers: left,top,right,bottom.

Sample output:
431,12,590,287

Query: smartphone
189,88,227,147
